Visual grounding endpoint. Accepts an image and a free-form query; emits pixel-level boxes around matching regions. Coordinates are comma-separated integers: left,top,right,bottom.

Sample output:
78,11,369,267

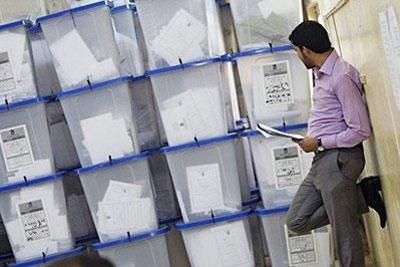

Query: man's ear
302,47,313,57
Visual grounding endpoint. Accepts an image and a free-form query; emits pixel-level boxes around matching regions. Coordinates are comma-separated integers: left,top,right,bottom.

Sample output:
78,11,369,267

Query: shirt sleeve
321,74,372,149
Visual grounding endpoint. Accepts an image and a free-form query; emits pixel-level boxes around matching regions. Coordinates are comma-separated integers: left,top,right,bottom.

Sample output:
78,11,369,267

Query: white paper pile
49,29,118,87
150,8,207,65
4,183,72,260
96,180,157,239
160,87,224,145
0,30,35,101
80,112,134,165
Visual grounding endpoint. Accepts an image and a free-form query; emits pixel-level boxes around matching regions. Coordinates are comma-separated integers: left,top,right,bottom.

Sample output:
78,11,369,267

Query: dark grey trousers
287,146,368,267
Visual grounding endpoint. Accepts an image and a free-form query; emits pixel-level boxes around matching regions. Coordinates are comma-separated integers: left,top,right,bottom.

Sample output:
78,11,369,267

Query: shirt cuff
321,135,337,149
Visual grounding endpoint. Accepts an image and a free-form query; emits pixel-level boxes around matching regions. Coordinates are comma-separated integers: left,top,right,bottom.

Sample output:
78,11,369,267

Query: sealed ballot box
0,172,73,262
75,151,158,242
135,0,225,69
111,4,145,77
159,133,243,223
243,129,314,209
0,98,56,185
150,62,228,146
56,77,140,167
256,206,331,267
93,226,171,267
0,21,38,103
176,210,255,267
36,1,121,91
229,0,303,51
236,50,311,129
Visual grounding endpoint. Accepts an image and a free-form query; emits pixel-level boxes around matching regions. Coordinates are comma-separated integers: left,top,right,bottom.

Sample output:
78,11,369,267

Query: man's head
289,21,332,69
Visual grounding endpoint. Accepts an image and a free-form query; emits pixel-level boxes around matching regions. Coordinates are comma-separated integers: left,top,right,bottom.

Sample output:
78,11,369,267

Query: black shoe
359,176,387,228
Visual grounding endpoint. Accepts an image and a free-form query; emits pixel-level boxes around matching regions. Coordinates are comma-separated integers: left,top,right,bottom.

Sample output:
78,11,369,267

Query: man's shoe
359,176,386,228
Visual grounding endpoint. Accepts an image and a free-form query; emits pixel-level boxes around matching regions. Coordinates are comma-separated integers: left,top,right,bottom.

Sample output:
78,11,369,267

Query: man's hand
293,136,318,153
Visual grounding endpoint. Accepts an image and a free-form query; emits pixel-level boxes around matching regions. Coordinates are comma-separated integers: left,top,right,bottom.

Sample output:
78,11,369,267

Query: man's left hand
293,136,318,152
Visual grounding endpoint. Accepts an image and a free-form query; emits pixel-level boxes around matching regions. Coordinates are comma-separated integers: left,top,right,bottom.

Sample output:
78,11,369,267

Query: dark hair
289,21,332,53
46,254,115,267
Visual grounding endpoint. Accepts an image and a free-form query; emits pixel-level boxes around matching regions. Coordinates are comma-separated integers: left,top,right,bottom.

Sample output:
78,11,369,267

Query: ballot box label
0,51,17,93
272,145,303,189
285,225,318,265
0,124,34,172
18,199,51,242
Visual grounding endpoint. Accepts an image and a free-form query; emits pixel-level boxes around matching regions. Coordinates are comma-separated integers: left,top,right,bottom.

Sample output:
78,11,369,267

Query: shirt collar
313,50,338,78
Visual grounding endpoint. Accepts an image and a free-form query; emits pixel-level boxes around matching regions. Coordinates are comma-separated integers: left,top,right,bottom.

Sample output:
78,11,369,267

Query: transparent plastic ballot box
0,97,56,185
36,1,121,91
176,210,255,267
75,151,159,242
67,0,107,8
8,246,85,267
229,0,303,51
55,77,140,167
235,49,311,129
0,0,46,24
243,127,314,209
111,4,145,77
135,0,225,69
93,226,171,267
0,172,74,262
256,206,331,267
159,133,243,223
150,61,228,146
0,20,38,103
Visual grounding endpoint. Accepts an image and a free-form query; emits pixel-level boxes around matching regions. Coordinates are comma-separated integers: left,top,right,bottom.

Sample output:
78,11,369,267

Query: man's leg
313,149,366,267
287,171,330,234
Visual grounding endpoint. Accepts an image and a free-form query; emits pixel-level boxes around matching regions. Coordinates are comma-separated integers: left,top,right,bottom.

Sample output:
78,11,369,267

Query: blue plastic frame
255,205,290,216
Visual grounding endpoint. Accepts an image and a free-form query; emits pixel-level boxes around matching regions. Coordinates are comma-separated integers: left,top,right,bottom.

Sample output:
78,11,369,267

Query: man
286,21,386,266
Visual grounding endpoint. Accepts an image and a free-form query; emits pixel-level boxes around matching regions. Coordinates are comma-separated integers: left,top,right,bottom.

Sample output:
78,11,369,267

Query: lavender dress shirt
307,50,372,149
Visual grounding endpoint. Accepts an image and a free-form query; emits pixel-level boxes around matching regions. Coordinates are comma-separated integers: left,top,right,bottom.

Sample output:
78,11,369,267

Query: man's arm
321,74,372,149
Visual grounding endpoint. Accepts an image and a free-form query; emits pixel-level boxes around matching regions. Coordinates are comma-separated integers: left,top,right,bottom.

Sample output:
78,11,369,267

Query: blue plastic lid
110,3,136,14
175,210,252,231
160,132,240,154
92,226,170,251
0,20,31,31
0,171,66,194
230,44,294,60
9,247,85,267
55,75,131,100
146,57,222,77
75,151,150,175
255,205,290,216
240,123,308,138
37,1,107,24
0,96,48,113
250,187,260,196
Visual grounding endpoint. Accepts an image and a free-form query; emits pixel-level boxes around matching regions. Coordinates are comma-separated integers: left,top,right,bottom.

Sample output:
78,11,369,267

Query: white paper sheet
0,124,34,173
150,8,206,65
0,31,26,85
18,199,51,242
0,51,17,93
257,123,304,140
187,163,224,213
97,197,156,235
80,113,133,164
285,225,318,266
272,146,303,189
49,29,98,86
211,221,252,266
103,181,142,202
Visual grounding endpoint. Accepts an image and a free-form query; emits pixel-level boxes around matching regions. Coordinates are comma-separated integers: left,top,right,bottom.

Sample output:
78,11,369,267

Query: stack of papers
4,183,71,261
160,87,224,145
150,8,207,65
80,113,134,165
96,181,157,239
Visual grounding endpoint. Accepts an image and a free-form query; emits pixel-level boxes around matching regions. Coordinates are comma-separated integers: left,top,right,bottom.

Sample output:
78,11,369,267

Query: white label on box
285,225,318,266
0,51,16,93
0,125,34,172
18,199,51,243
187,163,224,214
272,145,303,189
211,220,252,266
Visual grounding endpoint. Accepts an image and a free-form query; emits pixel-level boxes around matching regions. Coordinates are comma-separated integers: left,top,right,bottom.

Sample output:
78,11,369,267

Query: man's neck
314,49,334,69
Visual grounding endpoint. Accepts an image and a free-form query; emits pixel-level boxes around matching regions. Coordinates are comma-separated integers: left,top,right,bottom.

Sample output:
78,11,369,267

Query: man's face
294,46,315,69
